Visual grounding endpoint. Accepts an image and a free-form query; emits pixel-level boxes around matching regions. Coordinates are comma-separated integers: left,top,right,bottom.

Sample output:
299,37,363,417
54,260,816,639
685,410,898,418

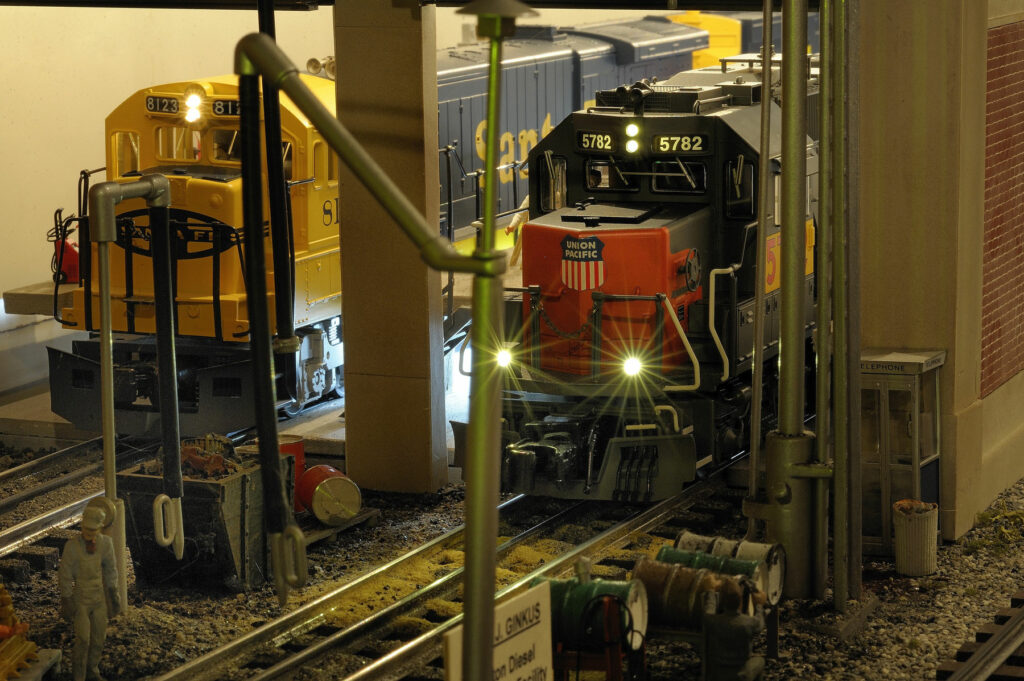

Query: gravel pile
5,474,1024,680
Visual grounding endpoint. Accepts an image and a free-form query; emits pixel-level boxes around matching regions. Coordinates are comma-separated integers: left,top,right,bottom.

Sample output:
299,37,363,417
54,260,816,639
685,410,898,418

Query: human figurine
701,579,765,681
58,505,121,681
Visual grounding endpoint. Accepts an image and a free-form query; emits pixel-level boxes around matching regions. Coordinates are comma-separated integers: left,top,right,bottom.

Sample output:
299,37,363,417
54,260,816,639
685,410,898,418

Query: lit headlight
184,108,201,123
625,123,640,138
623,357,642,376
496,349,512,368
625,139,640,154
185,94,202,109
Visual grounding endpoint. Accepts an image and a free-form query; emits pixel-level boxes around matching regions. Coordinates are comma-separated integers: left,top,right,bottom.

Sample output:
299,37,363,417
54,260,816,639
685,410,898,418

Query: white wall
0,5,671,394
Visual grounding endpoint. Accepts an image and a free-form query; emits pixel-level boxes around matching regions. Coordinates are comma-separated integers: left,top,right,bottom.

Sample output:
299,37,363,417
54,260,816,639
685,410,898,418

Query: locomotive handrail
236,33,505,278
708,266,736,382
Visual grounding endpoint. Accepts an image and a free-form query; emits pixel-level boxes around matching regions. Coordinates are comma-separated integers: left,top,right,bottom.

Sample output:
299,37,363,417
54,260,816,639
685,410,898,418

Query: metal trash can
893,499,938,576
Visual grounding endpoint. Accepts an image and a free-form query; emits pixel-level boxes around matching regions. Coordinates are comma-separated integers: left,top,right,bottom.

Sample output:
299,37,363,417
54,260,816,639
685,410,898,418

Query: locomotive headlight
496,348,513,368
625,123,640,138
623,357,643,376
184,89,203,123
625,139,640,154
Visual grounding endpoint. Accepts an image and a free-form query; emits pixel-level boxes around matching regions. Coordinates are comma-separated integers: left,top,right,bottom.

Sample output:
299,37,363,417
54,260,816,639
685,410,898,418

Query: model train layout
45,12,819,438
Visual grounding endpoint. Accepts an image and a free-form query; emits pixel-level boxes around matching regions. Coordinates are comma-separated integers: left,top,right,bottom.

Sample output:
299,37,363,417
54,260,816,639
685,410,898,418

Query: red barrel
296,465,361,526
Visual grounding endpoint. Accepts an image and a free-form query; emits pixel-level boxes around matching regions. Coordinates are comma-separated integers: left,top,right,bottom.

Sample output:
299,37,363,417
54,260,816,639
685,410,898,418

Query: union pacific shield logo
561,234,605,291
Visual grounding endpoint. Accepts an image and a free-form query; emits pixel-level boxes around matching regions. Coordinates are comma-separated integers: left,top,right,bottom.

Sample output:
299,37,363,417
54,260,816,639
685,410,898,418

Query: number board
651,134,708,154
145,96,179,114
212,100,241,117
577,131,615,152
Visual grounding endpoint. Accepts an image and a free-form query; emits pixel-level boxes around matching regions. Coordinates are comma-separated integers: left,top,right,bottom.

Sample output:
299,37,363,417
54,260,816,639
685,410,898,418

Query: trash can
892,499,938,576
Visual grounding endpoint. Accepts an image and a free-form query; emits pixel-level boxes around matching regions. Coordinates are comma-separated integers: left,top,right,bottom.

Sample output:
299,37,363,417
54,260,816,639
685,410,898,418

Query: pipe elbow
89,182,125,243
235,32,299,87
142,174,171,208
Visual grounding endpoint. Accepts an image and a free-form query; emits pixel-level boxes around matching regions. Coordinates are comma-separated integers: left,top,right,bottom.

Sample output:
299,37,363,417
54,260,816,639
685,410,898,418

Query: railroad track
0,436,162,518
152,477,728,681
0,438,160,569
938,591,1024,681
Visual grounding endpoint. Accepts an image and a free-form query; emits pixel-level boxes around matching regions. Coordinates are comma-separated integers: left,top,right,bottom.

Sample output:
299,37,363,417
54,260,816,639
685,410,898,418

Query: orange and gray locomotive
487,62,818,501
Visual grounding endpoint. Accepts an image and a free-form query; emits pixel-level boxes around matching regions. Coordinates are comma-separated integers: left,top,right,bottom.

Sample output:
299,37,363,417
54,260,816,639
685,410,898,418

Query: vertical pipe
151,206,183,501
98,243,117,500
831,0,851,608
842,0,863,600
258,1,299,403
780,0,809,436
462,18,505,681
815,0,835,601
240,72,289,535
747,0,774,539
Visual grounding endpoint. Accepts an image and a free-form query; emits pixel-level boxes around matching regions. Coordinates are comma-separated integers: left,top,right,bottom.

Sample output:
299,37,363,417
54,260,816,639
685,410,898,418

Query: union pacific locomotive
489,59,818,501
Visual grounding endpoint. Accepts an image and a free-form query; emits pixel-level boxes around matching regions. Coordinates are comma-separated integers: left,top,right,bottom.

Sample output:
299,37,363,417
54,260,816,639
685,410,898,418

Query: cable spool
673,531,786,605
533,576,647,651
654,546,760,583
631,557,753,629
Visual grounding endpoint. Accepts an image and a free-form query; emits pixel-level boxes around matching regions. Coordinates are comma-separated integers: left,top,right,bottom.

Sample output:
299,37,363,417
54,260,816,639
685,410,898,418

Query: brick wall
983,21,1024,397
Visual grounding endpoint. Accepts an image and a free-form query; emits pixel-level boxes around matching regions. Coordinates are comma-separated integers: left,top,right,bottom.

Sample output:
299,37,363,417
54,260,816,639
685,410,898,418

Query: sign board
444,581,553,681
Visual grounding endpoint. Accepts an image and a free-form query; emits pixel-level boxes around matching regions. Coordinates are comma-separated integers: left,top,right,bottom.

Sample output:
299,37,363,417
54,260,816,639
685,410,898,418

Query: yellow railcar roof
112,73,336,125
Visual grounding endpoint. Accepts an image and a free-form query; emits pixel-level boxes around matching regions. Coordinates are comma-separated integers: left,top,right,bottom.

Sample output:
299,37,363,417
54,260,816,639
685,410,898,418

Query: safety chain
537,302,592,341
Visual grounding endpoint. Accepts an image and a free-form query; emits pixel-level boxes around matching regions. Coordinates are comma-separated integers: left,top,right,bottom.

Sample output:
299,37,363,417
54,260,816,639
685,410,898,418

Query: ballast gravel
5,472,1024,680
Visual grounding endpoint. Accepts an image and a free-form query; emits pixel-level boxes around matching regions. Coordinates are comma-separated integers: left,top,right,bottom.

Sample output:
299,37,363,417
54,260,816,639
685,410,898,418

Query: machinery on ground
471,57,818,501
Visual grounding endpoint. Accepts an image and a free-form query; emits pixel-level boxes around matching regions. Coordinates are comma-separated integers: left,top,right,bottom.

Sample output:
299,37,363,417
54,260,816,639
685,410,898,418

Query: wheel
281,399,304,418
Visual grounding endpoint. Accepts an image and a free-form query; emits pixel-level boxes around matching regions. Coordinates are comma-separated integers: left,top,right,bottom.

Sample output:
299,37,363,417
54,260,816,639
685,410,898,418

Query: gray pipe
89,173,172,613
747,0,774,540
234,33,503,278
779,0,809,436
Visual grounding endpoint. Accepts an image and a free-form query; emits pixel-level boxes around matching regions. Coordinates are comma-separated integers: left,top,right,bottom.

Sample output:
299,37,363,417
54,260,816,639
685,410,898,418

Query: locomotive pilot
58,505,121,681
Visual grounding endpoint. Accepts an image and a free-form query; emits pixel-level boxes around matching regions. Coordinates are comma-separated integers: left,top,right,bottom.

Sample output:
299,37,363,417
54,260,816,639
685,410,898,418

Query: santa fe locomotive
487,59,818,502
48,74,344,436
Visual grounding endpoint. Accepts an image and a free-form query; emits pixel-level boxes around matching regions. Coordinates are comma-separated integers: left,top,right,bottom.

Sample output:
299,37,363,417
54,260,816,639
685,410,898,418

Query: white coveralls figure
58,505,121,681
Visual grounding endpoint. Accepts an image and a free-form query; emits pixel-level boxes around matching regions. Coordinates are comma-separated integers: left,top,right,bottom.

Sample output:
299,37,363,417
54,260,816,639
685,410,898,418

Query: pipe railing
234,27,507,640
89,173,179,612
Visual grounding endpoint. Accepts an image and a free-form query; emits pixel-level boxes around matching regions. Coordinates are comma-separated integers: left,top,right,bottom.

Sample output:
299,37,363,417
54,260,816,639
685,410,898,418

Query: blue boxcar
437,17,709,241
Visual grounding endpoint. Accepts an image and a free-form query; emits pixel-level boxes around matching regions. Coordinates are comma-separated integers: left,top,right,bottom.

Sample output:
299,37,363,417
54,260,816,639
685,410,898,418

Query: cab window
155,126,200,161
113,132,140,176
585,159,640,191
211,129,241,162
539,153,566,213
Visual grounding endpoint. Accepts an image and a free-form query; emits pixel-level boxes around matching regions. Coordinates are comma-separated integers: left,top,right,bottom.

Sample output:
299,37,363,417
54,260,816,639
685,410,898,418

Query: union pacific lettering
475,113,555,184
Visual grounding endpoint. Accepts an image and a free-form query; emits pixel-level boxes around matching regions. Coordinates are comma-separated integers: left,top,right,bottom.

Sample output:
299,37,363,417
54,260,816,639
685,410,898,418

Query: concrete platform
0,384,98,448
2,281,75,317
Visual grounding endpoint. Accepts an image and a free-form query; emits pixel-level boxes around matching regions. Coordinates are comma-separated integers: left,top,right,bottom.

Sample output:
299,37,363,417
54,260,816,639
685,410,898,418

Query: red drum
296,465,361,526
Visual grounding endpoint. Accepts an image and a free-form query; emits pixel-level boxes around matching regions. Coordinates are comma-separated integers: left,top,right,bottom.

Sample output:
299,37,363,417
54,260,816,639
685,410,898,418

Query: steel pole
779,0,808,436
747,0,774,540
840,0,863,600
816,0,835,602
462,16,506,681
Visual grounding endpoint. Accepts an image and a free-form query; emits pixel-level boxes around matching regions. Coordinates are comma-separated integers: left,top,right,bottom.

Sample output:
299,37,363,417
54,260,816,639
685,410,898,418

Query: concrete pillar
333,2,447,492
854,0,987,539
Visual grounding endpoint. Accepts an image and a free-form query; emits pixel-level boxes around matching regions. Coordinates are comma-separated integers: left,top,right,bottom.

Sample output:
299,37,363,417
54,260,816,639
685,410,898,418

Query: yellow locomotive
49,74,343,435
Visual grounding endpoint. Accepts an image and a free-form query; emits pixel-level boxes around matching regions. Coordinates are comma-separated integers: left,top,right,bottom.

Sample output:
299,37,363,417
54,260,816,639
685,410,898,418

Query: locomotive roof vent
594,84,724,114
